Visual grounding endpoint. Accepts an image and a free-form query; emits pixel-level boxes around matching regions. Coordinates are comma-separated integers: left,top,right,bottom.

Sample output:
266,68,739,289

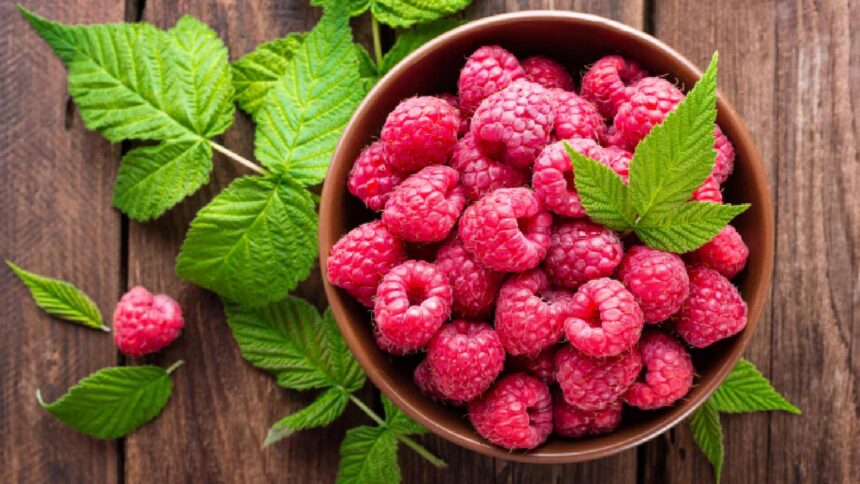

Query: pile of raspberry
328,46,749,451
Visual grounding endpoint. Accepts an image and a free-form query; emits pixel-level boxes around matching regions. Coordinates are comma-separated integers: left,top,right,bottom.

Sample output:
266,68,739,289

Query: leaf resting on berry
635,201,749,253
566,143,636,231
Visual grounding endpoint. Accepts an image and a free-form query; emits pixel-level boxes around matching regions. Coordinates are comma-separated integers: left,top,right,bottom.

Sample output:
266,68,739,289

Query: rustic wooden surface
1,0,857,482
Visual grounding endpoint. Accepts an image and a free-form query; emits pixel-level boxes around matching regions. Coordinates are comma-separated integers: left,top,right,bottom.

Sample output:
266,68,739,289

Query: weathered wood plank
0,0,123,482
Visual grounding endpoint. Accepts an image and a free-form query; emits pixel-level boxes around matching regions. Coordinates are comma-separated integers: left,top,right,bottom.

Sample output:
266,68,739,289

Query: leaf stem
348,393,386,426
371,15,383,66
209,141,269,176
165,360,184,375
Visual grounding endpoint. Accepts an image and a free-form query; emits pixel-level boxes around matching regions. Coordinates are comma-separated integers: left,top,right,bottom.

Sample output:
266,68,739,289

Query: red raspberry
532,139,605,218
113,286,184,357
674,266,748,347
603,125,626,149
555,344,641,411
545,220,624,289
434,236,504,319
414,358,456,404
374,325,408,356
427,320,505,403
522,56,575,91
552,89,605,142
327,221,407,307
348,141,405,211
508,346,558,385
563,278,644,357
494,269,566,356
692,175,723,202
439,93,470,136
613,77,685,151
380,96,459,173
623,331,694,410
458,188,552,272
602,146,633,183
374,260,452,352
382,165,466,243
687,225,749,278
553,393,623,438
712,124,735,183
457,45,525,115
450,132,527,202
617,246,690,323
467,373,553,450
471,80,556,169
580,55,647,119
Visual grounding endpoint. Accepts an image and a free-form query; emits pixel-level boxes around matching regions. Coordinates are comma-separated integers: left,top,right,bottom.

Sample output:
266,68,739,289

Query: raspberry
687,225,749,278
439,93,470,136
552,89,605,142
674,266,748,347
553,393,623,438
467,373,553,450
580,55,647,119
602,146,633,183
380,96,459,172
617,246,690,323
613,77,685,151
113,286,184,357
347,141,405,211
712,124,736,183
458,187,552,272
471,80,556,168
563,278,644,357
457,45,525,115
327,221,407,307
508,346,558,385
374,325,409,356
522,56,575,91
426,320,505,403
414,358,456,404
434,236,504,319
555,344,641,411
532,139,606,218
374,260,452,351
545,220,624,289
692,175,723,202
450,132,527,202
623,331,694,410
494,269,566,356
382,165,466,243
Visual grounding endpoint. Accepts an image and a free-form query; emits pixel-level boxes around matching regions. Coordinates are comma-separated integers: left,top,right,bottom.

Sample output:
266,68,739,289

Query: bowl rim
320,10,775,464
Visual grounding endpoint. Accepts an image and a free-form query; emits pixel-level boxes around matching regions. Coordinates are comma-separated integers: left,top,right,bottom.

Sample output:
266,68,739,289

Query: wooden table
1,0,857,482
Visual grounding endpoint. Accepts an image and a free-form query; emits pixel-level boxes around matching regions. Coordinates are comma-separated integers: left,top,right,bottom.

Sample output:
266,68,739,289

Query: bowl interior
320,11,773,463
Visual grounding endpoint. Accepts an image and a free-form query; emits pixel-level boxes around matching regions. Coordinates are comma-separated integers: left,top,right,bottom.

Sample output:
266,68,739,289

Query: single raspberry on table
552,89,605,142
494,269,566,356
374,260,452,352
438,93,470,136
563,277,644,358
427,320,506,403
712,124,736,184
382,165,466,243
508,346,558,385
468,373,553,450
113,286,184,357
555,344,641,411
553,393,623,438
347,141,405,211
674,266,748,347
692,175,723,203
458,187,552,273
471,79,556,169
380,96,459,173
414,358,458,404
434,236,504,319
458,45,526,116
532,138,607,218
623,331,694,410
522,56,575,91
580,55,648,119
327,221,407,307
544,220,624,289
450,132,527,202
617,246,690,323
687,225,749,279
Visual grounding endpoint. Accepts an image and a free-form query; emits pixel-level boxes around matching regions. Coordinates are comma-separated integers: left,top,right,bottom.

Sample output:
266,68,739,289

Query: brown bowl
320,11,774,464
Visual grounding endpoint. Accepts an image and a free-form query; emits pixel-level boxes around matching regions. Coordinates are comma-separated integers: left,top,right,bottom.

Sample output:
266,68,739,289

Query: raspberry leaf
231,33,307,115
634,202,749,253
709,359,801,414
354,44,380,90
264,387,350,446
688,399,724,483
337,426,401,484
312,0,372,17
7,262,107,331
36,362,182,440
371,0,471,28
379,18,465,74
382,395,427,436
566,142,637,231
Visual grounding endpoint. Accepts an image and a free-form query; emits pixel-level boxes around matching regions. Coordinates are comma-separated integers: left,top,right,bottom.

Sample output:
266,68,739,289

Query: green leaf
337,426,401,484
635,201,749,253
7,262,106,331
312,0,372,16
112,140,212,221
264,387,350,446
379,18,464,74
354,43,380,90
688,400,724,483
629,53,718,224
382,394,426,435
175,176,317,307
253,6,365,185
224,296,366,392
37,362,182,439
371,0,471,28
231,33,307,115
567,142,636,231
710,359,801,414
